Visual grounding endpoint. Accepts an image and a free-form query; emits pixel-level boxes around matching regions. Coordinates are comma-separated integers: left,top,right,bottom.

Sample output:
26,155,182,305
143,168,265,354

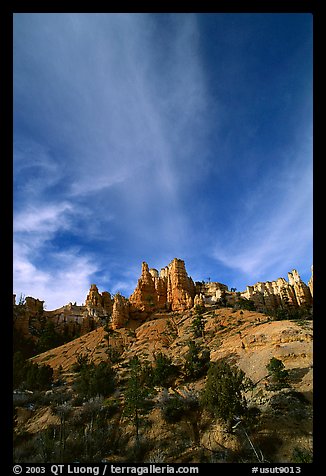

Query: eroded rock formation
111,293,130,329
25,297,44,315
13,297,45,340
129,262,161,313
14,260,313,340
164,258,196,311
308,265,313,298
240,269,313,312
85,284,113,316
194,293,206,307
129,258,195,313
195,282,228,304
288,270,313,307
13,285,114,342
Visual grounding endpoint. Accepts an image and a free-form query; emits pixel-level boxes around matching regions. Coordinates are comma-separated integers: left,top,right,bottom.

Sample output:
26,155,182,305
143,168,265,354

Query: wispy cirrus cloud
13,14,313,306
212,140,313,286
13,200,100,309
14,202,72,235
14,242,98,309
14,14,212,301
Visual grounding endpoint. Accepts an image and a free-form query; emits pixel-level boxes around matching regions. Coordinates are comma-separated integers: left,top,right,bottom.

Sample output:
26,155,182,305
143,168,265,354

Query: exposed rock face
102,291,113,311
164,258,196,311
129,258,195,313
13,286,114,342
194,293,206,307
13,297,45,340
28,306,313,463
85,284,113,316
240,269,313,312
14,260,313,340
25,297,44,315
308,265,313,297
195,282,228,304
129,262,160,313
80,314,97,334
149,268,159,279
111,293,130,329
154,275,169,308
288,270,313,307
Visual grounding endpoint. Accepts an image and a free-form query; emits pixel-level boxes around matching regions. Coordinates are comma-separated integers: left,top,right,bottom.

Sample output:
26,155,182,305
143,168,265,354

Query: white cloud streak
14,243,98,309
212,145,313,285
14,202,72,234
13,14,312,303
15,15,211,250
13,202,99,309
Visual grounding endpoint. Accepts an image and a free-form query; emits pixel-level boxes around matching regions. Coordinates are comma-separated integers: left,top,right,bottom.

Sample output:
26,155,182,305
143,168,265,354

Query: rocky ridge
240,269,313,312
13,258,313,340
13,258,314,463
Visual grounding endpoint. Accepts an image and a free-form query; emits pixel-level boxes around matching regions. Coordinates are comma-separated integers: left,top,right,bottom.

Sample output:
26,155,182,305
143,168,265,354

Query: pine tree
74,361,115,399
266,357,289,387
191,305,206,338
151,352,179,387
201,358,252,431
183,341,210,380
123,356,153,441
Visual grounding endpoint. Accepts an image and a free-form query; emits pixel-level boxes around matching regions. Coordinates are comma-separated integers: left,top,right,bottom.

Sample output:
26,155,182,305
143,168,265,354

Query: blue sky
13,13,313,310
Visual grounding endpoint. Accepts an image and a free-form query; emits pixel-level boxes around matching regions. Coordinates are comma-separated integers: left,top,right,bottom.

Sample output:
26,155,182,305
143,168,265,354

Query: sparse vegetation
234,298,256,311
72,353,90,373
159,390,201,445
163,318,178,344
201,358,253,431
13,326,37,358
13,351,53,391
218,291,228,307
292,446,313,463
266,357,289,389
13,302,312,464
106,344,122,363
267,305,313,321
123,356,155,441
73,359,116,400
183,340,210,380
151,352,179,388
191,305,206,338
145,295,154,307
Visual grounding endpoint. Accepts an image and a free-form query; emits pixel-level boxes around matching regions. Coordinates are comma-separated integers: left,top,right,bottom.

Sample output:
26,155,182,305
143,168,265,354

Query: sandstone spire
308,265,313,297
129,261,159,312
164,258,195,311
85,284,113,315
288,270,313,307
111,293,130,329
241,269,313,312
129,258,195,313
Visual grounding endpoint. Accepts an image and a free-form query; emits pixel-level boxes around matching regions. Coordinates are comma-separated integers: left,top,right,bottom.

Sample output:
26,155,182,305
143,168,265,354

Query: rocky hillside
14,302,313,463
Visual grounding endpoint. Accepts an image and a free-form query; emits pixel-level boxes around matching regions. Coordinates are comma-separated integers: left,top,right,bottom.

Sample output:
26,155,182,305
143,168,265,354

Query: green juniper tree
74,360,115,400
266,357,289,388
183,340,210,380
123,356,154,441
151,352,179,388
191,305,206,338
201,358,253,432
36,321,66,354
13,352,53,391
